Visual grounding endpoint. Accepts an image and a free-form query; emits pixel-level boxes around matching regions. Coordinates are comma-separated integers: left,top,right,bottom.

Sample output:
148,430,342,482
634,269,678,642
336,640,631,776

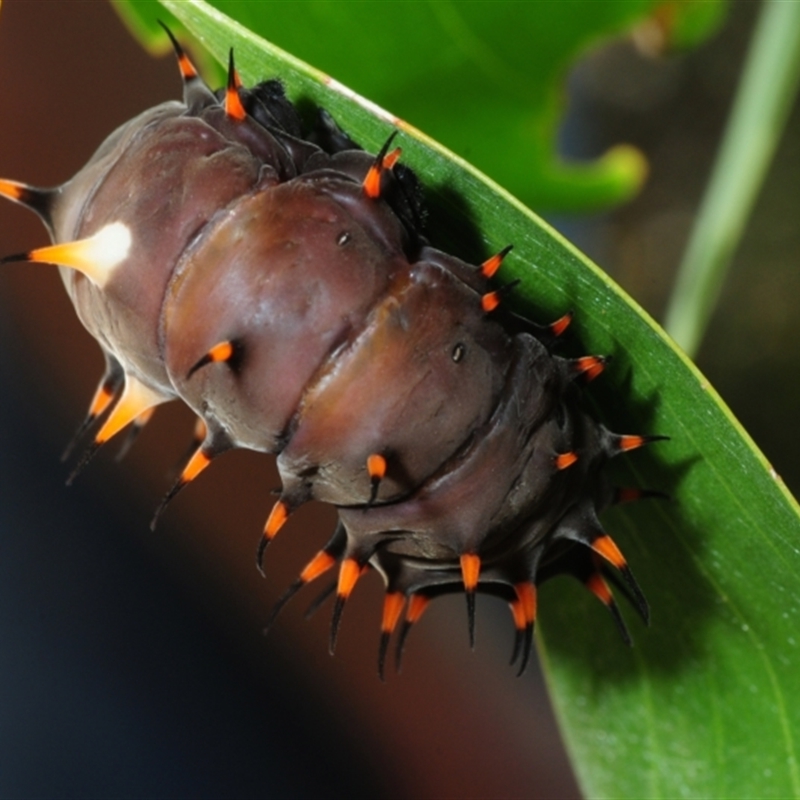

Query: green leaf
128,1,800,796
113,0,665,213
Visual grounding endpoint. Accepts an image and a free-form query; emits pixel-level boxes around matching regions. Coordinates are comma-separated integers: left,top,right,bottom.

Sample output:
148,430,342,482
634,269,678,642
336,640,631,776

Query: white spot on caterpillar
30,221,132,288
79,222,132,287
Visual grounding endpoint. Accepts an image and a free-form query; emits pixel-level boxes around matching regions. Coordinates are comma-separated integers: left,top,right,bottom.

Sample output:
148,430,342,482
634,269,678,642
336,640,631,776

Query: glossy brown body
3,55,654,672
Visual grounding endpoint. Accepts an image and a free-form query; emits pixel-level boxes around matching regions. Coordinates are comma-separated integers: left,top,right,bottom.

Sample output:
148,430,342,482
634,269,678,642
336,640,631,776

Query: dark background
0,1,796,797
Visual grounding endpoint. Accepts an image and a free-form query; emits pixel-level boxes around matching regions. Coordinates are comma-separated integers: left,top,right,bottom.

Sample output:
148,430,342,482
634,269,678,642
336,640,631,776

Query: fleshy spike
62,366,123,462
158,20,198,79
158,21,216,111
382,147,402,170
515,582,537,625
395,592,431,673
170,417,207,473
460,553,481,591
94,376,165,446
66,375,166,485
549,310,574,338
293,523,349,621
367,453,387,505
378,592,405,681
150,444,213,530
481,279,521,313
224,49,247,121
460,553,481,649
590,534,626,570
571,355,608,382
0,179,55,232
187,339,241,378
481,244,513,279
301,549,338,584
513,582,537,676
362,131,399,198
585,569,613,604
607,432,669,456
263,549,337,634
481,291,501,314
89,372,122,417
2,222,131,288
554,451,578,470
257,499,290,576
329,557,363,655
590,534,649,625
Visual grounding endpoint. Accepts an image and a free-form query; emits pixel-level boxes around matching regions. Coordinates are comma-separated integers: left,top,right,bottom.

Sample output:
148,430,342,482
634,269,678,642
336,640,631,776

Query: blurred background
0,1,796,797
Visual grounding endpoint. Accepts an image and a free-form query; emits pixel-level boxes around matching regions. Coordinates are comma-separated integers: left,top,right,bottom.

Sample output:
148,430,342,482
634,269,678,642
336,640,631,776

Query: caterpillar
0,29,664,679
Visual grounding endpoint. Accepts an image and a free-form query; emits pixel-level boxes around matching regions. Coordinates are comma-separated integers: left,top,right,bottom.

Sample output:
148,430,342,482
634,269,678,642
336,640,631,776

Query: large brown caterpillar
0,31,663,679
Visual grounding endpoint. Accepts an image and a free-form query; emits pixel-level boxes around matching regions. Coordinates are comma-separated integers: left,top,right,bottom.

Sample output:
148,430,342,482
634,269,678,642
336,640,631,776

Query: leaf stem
663,0,800,357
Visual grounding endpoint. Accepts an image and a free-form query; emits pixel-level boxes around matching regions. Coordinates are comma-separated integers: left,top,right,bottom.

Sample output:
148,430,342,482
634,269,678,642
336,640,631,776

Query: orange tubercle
179,447,212,484
480,244,513,279
208,340,235,363
300,550,337,584
224,52,247,123
514,582,537,624
178,53,198,80
381,592,405,634
509,597,526,630
481,290,501,313
406,593,431,624
554,451,578,470
576,356,606,381
618,435,646,452
88,383,116,418
263,500,289,540
337,557,362,599
460,553,481,591
21,222,132,287
0,179,25,201
95,378,164,445
225,87,247,121
363,164,382,198
367,453,387,480
549,311,573,337
585,572,613,605
381,147,402,170
591,535,627,570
